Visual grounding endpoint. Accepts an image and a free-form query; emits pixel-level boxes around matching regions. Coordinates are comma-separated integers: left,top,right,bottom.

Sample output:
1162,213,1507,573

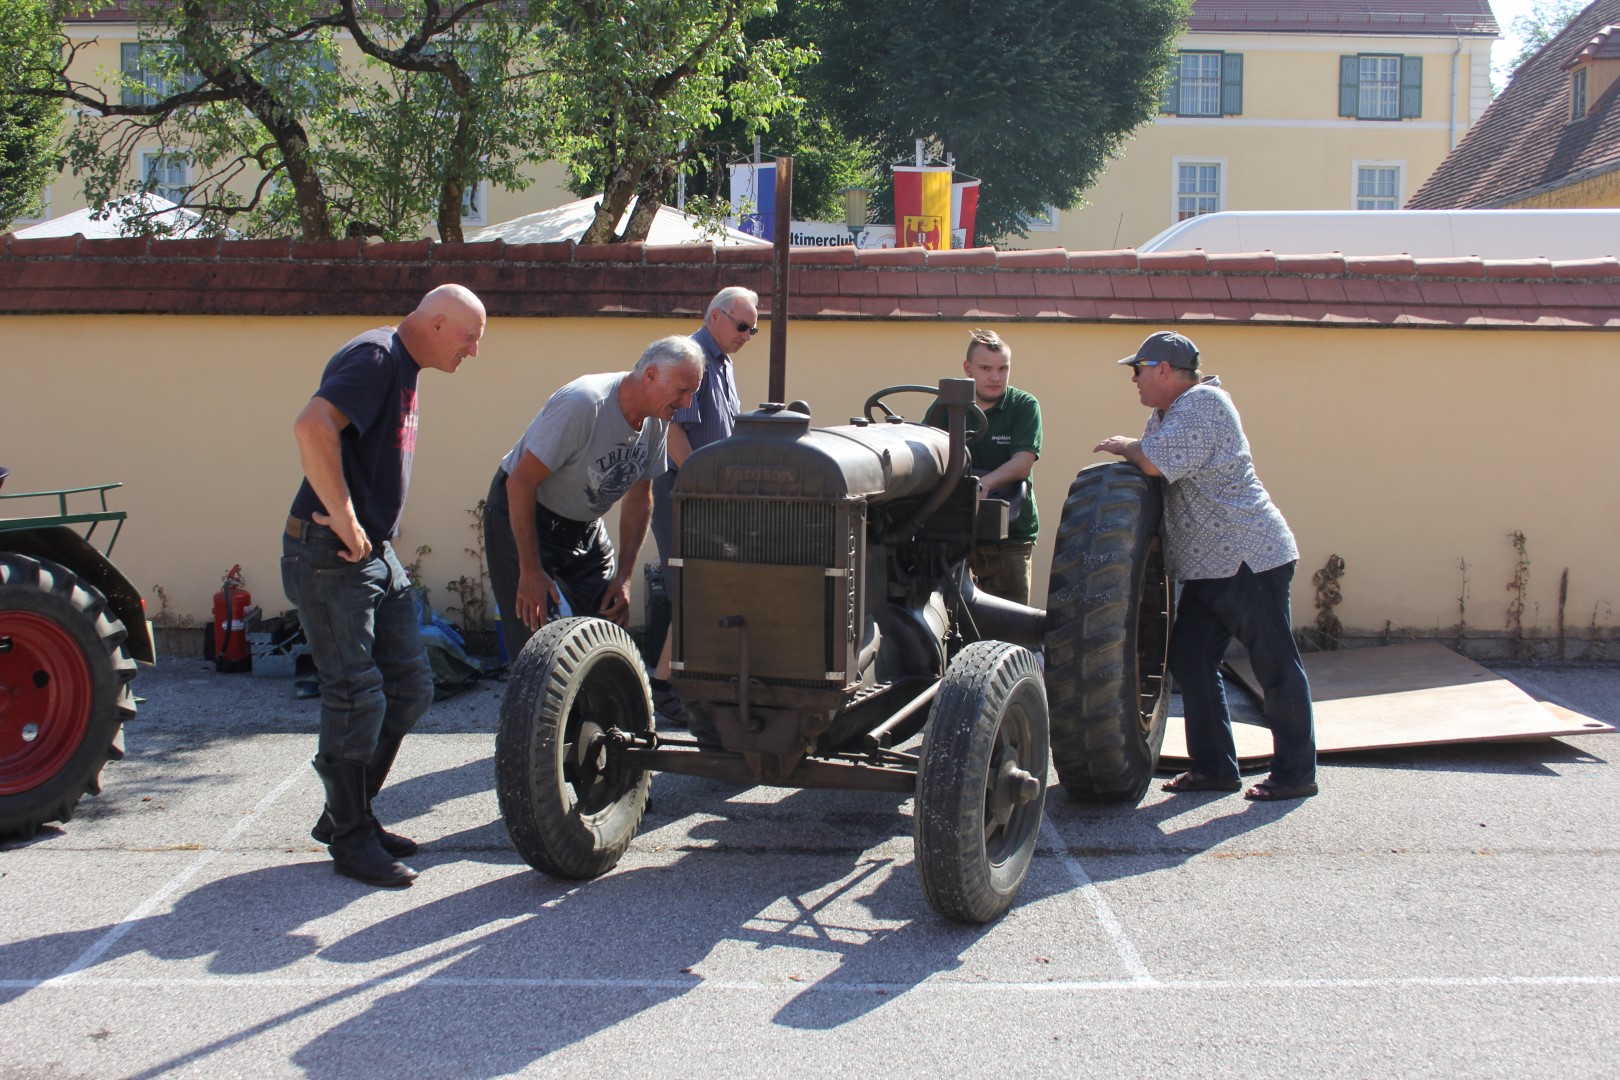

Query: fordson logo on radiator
721,465,799,485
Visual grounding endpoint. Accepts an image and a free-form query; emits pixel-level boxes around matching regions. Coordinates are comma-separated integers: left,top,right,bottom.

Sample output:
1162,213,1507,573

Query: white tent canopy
469,196,769,247
11,193,224,239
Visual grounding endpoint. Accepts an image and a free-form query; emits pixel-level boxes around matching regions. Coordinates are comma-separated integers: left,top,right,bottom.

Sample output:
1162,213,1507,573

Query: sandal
1161,771,1242,793
1244,780,1319,802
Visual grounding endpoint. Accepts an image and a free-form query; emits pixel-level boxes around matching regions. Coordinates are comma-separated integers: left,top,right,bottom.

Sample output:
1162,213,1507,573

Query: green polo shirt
926,385,1042,545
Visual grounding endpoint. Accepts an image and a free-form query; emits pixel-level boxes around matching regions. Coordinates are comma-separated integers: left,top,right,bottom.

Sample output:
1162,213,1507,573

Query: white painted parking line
5,974,1620,993
1040,816,1156,984
43,758,311,985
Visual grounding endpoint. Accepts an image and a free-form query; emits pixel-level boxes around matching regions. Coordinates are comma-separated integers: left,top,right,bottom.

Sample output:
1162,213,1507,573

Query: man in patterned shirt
1094,331,1317,801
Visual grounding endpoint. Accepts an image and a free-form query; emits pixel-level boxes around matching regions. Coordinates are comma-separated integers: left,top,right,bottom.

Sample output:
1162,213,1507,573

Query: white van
1136,209,1620,261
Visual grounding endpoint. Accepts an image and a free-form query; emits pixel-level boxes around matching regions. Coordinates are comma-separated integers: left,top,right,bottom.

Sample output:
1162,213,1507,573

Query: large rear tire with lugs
1043,462,1171,803
0,554,136,840
495,617,651,879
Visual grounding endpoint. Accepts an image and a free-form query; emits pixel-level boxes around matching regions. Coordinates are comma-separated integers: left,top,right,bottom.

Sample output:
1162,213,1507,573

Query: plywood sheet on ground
1160,642,1613,766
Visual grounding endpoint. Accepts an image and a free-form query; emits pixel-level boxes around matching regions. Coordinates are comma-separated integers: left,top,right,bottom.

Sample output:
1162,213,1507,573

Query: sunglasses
723,310,759,335
1128,359,1162,374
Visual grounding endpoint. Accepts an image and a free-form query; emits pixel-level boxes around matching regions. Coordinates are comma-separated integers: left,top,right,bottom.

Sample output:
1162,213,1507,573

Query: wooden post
769,155,792,404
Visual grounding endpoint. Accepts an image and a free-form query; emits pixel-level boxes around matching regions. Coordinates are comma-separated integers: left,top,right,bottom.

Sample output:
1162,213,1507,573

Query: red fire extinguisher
213,564,253,673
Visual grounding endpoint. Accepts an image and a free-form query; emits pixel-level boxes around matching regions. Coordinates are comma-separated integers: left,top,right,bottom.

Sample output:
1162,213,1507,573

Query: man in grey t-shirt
1095,331,1317,802
483,336,704,662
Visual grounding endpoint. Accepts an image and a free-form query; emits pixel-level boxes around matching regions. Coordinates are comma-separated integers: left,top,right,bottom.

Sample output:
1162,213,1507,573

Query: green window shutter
1221,53,1243,115
1339,55,1358,117
1160,57,1181,115
1400,55,1423,118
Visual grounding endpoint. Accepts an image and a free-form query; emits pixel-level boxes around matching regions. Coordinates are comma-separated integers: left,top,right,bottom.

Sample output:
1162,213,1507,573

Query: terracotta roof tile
0,242,1613,330
1409,0,1620,207
1186,0,1497,36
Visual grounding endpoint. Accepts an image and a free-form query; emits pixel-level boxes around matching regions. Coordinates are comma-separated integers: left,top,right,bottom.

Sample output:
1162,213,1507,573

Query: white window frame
1171,157,1225,223
1019,204,1059,232
1351,160,1404,210
1358,54,1401,120
460,179,490,227
1178,51,1224,118
11,185,52,224
138,149,192,204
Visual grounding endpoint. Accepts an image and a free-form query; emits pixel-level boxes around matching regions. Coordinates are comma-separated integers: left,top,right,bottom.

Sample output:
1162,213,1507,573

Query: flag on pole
951,175,980,249
729,161,776,240
893,166,953,250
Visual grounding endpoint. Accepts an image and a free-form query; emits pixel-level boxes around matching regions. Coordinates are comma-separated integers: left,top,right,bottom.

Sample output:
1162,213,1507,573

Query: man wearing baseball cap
1094,331,1317,801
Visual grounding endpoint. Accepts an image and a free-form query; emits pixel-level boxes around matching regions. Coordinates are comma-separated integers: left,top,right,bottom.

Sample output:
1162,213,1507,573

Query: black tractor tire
914,640,1049,924
1043,462,1172,803
0,553,136,840
494,617,651,879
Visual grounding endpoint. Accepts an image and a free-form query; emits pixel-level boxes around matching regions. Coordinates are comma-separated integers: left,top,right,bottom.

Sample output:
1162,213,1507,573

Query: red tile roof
1409,0,1620,207
1,237,1615,330
1562,23,1620,66
1186,0,1497,36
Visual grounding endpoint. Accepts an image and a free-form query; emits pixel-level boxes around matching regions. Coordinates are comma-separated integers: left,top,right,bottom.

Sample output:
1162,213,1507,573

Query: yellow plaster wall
1028,35,1490,252
2,314,1614,648
1506,170,1620,209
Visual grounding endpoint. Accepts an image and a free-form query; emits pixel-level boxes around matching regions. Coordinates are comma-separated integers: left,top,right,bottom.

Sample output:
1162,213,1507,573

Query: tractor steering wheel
862,385,987,445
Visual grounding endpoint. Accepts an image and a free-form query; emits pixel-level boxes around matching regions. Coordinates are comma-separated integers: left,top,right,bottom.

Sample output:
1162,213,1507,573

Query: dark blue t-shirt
289,328,421,545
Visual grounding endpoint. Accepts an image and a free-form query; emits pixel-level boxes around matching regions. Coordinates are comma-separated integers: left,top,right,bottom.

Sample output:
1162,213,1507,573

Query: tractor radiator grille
681,499,837,566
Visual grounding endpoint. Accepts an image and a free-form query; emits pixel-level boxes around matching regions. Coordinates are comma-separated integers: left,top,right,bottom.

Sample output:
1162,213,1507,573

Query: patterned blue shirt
1140,376,1298,582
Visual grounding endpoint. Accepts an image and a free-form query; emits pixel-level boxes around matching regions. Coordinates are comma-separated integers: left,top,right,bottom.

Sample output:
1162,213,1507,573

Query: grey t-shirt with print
500,372,669,522
1139,376,1297,582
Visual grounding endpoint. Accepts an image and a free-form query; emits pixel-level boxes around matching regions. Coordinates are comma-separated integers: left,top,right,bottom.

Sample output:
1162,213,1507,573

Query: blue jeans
1169,561,1316,787
281,521,434,764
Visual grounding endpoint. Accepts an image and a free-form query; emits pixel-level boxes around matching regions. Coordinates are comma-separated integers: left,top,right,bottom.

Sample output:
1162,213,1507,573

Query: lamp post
838,186,869,248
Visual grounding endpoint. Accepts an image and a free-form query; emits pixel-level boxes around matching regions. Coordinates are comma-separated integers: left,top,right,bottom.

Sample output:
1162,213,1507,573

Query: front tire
914,641,1049,924
1044,462,1171,802
0,554,137,840
494,617,651,879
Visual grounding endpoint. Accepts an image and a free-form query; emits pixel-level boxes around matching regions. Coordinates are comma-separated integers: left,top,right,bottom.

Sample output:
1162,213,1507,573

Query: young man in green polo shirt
927,328,1043,604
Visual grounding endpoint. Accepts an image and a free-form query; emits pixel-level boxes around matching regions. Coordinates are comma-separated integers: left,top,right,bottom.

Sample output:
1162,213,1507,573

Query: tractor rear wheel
914,640,1048,924
1043,462,1172,803
494,617,651,879
0,554,136,840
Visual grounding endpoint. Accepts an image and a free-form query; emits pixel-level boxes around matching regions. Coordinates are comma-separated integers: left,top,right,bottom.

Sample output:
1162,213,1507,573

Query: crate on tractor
492,381,1172,924
0,470,152,841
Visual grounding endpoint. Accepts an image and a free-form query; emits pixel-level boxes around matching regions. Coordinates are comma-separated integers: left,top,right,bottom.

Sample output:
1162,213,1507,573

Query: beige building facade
1011,2,1499,252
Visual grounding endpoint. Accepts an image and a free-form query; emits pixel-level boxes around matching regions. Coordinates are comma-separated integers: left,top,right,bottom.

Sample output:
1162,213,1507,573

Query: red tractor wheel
0,554,136,840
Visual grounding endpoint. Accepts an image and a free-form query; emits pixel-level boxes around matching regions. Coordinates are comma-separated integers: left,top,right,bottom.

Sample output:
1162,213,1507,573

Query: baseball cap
1118,331,1199,370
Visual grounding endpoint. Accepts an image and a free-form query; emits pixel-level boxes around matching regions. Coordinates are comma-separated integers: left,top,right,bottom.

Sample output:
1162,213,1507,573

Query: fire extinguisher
213,564,253,673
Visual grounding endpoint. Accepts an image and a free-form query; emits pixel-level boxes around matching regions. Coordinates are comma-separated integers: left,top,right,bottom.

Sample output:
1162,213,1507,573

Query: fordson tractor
494,380,1169,923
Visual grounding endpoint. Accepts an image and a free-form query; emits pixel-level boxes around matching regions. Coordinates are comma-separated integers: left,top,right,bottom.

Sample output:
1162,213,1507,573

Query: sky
1489,0,1550,87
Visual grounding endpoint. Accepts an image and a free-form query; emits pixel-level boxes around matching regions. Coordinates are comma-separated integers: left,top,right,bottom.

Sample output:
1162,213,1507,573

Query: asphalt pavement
2,656,1618,1079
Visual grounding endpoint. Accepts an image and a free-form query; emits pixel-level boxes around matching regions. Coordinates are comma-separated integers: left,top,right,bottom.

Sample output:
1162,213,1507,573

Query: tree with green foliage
798,0,1190,242
4,0,556,241
1507,0,1587,73
545,0,814,243
0,0,66,226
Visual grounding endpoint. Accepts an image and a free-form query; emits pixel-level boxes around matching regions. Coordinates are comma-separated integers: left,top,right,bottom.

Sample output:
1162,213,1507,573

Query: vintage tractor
0,468,152,840
494,380,1169,923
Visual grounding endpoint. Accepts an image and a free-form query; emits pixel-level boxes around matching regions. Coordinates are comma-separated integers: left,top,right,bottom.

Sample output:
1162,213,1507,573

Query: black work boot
310,729,418,857
311,756,417,888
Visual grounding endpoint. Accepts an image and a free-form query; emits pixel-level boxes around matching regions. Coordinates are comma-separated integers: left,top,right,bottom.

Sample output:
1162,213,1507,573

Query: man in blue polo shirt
647,286,760,726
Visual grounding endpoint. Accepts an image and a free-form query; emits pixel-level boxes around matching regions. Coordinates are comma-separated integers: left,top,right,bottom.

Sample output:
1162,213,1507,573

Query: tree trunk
621,162,675,243
581,156,645,244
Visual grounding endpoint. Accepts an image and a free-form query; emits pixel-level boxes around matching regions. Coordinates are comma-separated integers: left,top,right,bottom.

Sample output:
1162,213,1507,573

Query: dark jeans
967,542,1035,606
1169,561,1316,787
280,521,434,764
482,468,616,663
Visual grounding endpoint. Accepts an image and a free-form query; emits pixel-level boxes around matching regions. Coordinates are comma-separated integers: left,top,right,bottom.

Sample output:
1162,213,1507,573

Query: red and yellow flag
893,166,953,250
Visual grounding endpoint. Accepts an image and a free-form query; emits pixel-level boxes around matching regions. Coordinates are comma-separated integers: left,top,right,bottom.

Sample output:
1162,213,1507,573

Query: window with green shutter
1340,54,1422,120
1160,51,1243,117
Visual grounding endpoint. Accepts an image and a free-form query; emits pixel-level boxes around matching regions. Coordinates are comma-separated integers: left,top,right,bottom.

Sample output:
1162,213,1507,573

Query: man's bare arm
293,397,370,561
